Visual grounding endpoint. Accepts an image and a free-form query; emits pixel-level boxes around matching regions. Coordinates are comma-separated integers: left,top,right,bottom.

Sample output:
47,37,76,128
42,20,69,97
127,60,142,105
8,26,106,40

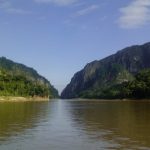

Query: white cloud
34,0,77,6
118,0,150,29
73,5,99,17
0,0,31,14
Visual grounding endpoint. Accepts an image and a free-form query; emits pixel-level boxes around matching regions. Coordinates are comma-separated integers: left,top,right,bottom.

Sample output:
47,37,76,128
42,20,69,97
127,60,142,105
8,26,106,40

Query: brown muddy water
0,99,150,150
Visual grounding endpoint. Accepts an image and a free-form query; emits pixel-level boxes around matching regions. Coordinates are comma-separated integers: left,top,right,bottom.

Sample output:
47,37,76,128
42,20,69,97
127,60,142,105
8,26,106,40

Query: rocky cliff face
61,42,150,99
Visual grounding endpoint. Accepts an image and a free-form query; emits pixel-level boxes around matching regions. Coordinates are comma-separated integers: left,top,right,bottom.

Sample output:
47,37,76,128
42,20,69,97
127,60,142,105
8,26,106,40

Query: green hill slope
0,57,58,98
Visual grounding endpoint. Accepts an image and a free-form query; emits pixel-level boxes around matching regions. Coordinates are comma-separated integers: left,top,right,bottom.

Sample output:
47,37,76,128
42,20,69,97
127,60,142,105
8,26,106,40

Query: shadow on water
66,100,150,150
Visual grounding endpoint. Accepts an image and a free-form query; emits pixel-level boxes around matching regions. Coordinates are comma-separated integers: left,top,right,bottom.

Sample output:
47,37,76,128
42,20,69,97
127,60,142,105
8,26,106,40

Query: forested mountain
0,57,58,98
61,42,150,99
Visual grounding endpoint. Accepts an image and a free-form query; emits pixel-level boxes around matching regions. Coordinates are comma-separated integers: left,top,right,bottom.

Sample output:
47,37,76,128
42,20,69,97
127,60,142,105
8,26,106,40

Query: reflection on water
67,100,150,150
0,101,52,143
0,100,150,150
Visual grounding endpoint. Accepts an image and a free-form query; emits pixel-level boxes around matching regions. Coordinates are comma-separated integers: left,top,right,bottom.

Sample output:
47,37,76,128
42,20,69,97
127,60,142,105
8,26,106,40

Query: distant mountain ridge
61,42,150,99
0,57,58,98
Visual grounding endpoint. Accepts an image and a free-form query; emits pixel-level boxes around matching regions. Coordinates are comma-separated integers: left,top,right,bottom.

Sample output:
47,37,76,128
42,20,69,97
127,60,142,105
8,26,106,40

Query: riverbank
64,98,150,101
0,96,50,102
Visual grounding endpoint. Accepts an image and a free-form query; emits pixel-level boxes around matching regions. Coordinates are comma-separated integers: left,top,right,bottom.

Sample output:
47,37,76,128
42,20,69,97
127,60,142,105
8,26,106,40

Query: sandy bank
0,96,50,102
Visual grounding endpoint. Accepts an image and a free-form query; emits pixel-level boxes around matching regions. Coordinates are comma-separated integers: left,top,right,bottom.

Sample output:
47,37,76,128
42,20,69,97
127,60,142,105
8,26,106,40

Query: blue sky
0,0,150,93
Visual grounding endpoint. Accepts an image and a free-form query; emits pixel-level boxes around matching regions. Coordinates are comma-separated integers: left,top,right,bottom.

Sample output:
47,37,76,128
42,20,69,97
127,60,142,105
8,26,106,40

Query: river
0,99,150,150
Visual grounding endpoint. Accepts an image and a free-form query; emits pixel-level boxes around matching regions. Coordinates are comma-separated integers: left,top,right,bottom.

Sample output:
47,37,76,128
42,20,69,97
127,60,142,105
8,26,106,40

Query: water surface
0,99,150,150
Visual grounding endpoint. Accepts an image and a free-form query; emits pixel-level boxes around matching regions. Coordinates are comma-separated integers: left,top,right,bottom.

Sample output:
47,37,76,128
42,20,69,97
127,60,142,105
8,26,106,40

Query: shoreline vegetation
0,96,50,102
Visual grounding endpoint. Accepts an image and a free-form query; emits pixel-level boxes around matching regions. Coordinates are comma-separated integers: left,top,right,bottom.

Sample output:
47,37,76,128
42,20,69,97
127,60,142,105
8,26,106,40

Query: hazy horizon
1,0,150,93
